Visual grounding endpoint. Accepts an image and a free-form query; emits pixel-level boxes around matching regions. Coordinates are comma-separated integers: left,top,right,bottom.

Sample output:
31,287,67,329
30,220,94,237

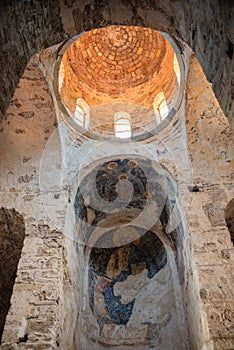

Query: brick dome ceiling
58,26,181,139
65,26,167,94
60,26,179,110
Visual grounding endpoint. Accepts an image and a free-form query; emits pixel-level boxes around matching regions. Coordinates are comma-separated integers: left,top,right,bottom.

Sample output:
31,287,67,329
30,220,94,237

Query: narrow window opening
74,104,85,126
153,92,169,124
173,53,181,85
74,98,90,128
159,99,169,120
58,60,65,93
114,112,131,139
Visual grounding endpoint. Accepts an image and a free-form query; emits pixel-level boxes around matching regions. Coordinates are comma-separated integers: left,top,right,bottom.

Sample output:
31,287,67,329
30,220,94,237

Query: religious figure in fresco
89,228,167,329
75,158,187,347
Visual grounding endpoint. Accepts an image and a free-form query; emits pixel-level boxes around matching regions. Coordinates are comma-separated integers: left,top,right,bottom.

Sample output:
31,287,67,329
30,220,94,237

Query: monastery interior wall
0,62,71,349
185,56,234,350
0,1,233,345
0,39,233,349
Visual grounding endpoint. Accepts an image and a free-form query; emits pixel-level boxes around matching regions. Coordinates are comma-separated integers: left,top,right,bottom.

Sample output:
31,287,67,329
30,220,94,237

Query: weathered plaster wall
186,56,234,350
0,0,233,128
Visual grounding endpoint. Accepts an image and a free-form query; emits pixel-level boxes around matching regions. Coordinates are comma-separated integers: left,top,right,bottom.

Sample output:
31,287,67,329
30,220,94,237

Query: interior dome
58,26,183,140
64,26,168,93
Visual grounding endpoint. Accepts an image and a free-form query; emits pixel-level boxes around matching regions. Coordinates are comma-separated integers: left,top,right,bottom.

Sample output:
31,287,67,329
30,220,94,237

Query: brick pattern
68,26,166,93
60,26,178,136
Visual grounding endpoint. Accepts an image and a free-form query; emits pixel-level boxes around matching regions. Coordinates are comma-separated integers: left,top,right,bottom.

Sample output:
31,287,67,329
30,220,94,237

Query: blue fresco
89,230,167,327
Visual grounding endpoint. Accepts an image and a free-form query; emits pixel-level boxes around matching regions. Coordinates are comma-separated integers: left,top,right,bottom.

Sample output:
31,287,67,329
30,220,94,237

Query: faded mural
74,158,189,349
89,229,167,328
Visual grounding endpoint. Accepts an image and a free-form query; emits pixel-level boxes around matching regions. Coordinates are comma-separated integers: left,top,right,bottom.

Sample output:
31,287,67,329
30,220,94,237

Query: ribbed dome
65,26,167,94
58,26,182,140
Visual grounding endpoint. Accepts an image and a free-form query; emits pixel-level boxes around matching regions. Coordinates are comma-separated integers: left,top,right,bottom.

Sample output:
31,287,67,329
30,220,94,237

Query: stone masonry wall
186,56,234,350
0,0,65,120
0,61,72,349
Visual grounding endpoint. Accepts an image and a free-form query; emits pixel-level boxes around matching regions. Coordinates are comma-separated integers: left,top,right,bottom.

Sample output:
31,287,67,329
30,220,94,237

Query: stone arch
0,1,233,127
0,208,25,342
